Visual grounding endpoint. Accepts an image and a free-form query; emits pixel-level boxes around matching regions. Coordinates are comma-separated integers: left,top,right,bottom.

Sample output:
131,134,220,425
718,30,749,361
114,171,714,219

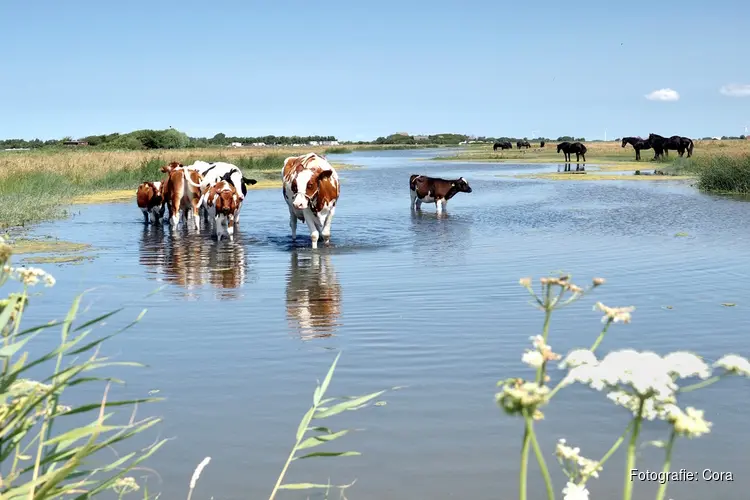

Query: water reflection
558,162,586,172
285,251,342,340
138,225,251,300
409,210,471,261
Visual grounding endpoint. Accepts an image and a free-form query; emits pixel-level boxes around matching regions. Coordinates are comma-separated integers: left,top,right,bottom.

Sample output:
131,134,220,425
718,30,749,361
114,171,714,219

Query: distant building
63,140,88,146
414,135,429,142
251,142,266,147
229,142,243,148
309,141,319,146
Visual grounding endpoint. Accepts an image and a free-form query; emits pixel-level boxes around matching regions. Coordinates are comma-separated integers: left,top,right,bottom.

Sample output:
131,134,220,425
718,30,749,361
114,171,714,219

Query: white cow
282,153,340,249
184,161,257,226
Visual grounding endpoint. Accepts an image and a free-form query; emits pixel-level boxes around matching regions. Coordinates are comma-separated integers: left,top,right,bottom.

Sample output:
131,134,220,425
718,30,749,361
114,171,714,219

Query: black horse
493,140,512,151
648,133,693,160
517,140,531,149
539,141,545,148
621,136,652,161
557,141,587,163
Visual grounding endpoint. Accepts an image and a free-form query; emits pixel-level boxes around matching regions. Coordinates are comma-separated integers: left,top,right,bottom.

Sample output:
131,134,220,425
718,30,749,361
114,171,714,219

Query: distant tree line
0,128,340,150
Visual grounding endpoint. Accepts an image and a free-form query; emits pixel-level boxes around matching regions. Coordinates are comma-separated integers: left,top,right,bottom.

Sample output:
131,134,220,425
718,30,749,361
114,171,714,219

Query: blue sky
2,0,749,141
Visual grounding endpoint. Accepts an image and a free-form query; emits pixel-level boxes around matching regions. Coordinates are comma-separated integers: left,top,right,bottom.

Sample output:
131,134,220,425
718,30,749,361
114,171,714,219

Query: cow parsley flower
714,354,750,377
594,302,635,324
559,349,598,369
665,406,712,438
556,439,603,481
522,350,544,368
496,379,549,416
663,352,712,380
562,481,589,500
7,266,56,287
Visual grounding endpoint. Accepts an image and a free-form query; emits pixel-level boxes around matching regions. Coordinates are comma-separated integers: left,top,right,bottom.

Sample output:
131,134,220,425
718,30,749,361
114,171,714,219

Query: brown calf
204,180,240,240
136,181,165,224
409,174,473,213
161,162,203,229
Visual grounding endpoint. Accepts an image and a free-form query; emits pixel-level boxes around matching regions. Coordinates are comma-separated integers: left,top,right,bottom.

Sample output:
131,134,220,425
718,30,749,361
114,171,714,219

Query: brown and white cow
161,162,204,229
409,174,472,213
282,153,340,249
136,181,165,224
203,180,240,240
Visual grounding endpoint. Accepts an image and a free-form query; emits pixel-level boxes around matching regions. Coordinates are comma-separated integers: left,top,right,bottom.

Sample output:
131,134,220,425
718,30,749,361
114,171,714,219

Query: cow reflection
138,226,249,300
285,251,342,340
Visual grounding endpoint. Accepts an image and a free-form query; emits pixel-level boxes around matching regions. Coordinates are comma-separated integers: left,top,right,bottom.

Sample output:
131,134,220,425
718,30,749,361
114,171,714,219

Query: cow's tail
183,169,203,189
687,138,694,156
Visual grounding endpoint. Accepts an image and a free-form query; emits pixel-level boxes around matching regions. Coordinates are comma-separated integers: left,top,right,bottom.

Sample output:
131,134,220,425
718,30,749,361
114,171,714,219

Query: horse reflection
138,226,249,300
285,251,342,340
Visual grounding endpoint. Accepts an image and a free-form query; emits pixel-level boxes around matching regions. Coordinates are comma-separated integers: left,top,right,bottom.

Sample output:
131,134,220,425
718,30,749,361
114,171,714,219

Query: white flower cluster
593,302,635,324
559,349,715,420
522,335,561,369
715,354,750,377
3,265,56,287
496,379,550,417
665,406,712,438
556,438,602,481
562,481,589,500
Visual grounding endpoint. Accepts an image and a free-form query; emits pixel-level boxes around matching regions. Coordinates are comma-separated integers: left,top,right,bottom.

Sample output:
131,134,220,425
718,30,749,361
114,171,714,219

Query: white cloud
645,88,680,101
719,83,750,97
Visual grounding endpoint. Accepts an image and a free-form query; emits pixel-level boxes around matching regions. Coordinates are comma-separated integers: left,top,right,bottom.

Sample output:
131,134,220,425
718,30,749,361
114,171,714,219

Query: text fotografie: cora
631,468,734,484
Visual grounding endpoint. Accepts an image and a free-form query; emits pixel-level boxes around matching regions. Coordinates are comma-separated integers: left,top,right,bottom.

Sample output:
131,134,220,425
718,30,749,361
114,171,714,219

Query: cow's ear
317,170,334,181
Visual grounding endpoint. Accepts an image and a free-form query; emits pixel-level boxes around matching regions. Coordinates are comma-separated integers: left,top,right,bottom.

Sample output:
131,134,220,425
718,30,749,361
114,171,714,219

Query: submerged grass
0,147,361,227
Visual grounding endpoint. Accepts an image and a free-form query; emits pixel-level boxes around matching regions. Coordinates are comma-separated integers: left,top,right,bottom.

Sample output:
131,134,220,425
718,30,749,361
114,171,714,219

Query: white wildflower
556,438,581,461
666,406,712,438
556,439,602,480
663,352,712,380
8,266,56,287
497,380,550,416
606,390,675,421
594,301,634,324
112,477,139,494
559,349,598,369
714,354,750,377
522,350,544,368
190,456,211,490
562,481,589,500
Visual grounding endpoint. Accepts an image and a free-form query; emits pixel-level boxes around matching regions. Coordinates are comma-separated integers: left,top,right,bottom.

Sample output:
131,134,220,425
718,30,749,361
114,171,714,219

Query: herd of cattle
137,152,473,248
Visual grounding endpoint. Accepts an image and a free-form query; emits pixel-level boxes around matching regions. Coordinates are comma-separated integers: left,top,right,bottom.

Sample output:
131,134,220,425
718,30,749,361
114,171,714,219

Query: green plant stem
528,417,555,500
679,375,723,393
520,417,531,500
623,398,645,500
268,432,303,500
590,320,612,352
535,286,554,386
655,429,677,500
581,421,635,486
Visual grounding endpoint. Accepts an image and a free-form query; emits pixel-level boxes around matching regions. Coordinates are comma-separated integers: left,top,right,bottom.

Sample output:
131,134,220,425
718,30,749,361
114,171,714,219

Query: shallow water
21,149,750,499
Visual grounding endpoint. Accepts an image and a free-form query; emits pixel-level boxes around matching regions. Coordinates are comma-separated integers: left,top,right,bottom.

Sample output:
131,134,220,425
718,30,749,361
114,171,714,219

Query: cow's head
291,169,334,210
161,161,182,174
215,187,239,235
455,177,472,193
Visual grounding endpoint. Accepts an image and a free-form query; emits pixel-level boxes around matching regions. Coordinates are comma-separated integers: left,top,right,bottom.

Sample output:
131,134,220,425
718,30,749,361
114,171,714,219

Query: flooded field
20,148,750,499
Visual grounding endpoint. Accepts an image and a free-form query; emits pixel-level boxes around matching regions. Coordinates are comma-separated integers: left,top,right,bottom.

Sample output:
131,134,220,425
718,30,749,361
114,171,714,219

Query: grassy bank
666,153,750,194
435,139,750,166
0,147,361,229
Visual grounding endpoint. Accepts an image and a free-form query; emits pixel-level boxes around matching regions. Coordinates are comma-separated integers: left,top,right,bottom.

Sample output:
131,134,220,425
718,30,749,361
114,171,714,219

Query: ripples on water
24,150,750,499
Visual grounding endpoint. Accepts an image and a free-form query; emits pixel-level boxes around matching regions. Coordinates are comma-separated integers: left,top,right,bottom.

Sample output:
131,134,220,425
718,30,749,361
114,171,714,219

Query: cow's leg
435,199,443,214
170,199,180,228
322,207,335,245
415,199,423,210
142,209,149,224
235,201,242,225
289,209,298,241
303,210,320,249
410,190,417,209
